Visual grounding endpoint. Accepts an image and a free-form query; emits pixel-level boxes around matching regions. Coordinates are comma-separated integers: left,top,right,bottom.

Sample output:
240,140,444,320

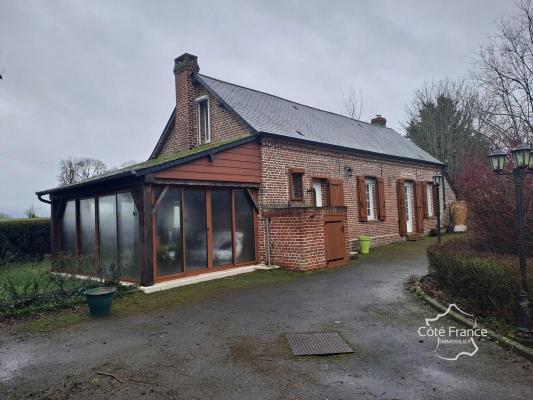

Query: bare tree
404,79,489,177
58,157,107,186
473,0,533,149
343,87,364,120
24,205,37,218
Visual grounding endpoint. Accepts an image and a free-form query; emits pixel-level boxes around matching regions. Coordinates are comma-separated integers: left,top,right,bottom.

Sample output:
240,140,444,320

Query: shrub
454,153,532,257
0,218,51,262
427,240,533,322
0,254,137,317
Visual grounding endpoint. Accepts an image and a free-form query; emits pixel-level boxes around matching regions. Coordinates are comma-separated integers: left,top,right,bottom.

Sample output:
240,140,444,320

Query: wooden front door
324,216,346,265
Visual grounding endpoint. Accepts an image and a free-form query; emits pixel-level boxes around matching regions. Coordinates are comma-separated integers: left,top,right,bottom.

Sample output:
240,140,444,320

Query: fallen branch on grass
96,370,125,383
95,370,153,385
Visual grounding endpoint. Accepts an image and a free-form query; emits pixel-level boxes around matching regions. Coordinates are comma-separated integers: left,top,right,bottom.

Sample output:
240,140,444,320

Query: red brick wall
262,207,348,271
257,137,455,257
158,78,253,156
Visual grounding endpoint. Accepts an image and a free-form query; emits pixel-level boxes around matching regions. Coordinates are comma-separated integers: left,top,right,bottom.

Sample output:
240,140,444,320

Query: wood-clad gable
153,141,261,184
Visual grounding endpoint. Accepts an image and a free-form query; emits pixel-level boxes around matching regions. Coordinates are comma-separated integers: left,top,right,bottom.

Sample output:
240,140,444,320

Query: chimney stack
165,53,200,154
173,53,199,74
371,114,386,127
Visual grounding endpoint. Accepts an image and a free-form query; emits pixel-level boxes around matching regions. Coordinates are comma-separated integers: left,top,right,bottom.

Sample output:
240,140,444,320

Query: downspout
265,217,272,267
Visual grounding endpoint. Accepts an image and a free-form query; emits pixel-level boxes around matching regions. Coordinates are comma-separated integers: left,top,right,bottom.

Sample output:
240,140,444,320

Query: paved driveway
1,241,531,399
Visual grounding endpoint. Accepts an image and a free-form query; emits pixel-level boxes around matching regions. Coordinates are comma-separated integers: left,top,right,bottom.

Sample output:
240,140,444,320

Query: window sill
363,219,382,224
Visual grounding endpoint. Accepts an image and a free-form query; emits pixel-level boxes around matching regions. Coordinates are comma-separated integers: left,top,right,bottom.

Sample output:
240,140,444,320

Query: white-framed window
426,183,434,217
196,96,210,144
365,178,376,221
312,181,323,207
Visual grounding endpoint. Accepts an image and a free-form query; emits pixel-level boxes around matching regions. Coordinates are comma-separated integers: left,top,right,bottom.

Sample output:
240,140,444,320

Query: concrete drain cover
286,332,353,356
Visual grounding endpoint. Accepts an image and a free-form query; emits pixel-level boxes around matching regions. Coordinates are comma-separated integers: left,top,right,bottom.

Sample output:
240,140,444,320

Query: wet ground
1,240,531,399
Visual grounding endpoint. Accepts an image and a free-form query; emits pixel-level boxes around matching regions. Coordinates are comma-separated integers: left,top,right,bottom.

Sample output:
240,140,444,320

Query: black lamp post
488,143,532,342
432,174,443,244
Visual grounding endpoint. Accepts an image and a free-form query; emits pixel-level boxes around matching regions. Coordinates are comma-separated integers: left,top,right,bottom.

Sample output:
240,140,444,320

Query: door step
407,233,423,241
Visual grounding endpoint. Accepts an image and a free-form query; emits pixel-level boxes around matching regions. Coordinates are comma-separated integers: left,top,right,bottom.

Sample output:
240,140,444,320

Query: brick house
37,53,455,287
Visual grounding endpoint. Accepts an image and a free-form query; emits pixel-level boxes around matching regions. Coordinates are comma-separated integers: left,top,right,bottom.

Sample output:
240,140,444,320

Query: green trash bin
358,235,371,254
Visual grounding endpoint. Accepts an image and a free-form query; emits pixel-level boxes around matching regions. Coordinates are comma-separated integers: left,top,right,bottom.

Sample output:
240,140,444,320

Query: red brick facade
257,136,455,258
262,207,349,271
154,54,456,271
158,55,253,156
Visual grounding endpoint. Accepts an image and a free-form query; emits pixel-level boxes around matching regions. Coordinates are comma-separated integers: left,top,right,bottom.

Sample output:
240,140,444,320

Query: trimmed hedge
427,240,533,322
0,219,51,262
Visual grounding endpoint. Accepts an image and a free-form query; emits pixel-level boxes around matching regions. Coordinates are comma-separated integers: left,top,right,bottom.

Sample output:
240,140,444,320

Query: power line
0,153,57,170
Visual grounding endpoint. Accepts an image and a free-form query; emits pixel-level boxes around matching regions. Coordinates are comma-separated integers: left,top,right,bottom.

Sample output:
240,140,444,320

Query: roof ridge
197,73,390,131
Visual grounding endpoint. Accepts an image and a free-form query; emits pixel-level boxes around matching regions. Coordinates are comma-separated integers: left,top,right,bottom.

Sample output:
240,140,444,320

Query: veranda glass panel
234,191,255,263
98,195,118,278
79,198,96,273
117,192,140,280
183,190,207,270
211,190,233,266
155,189,183,276
61,200,76,255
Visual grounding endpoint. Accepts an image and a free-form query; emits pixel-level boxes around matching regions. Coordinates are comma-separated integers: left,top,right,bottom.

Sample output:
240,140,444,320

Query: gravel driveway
1,240,531,399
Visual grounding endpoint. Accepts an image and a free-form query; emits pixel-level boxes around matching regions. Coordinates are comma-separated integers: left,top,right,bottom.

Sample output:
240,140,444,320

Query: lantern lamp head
432,175,442,186
488,149,507,173
511,143,531,169
344,166,353,178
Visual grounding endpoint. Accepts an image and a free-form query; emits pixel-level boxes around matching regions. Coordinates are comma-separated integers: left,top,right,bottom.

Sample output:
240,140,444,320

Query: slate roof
195,74,442,165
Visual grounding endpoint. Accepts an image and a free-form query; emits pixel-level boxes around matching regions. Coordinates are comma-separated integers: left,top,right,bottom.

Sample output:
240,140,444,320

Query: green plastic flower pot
358,235,371,254
84,287,117,317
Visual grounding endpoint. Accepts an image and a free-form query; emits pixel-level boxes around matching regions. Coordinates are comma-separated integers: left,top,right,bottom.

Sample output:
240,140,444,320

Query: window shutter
328,179,344,207
414,181,425,233
397,179,407,236
421,182,428,218
356,176,368,222
377,177,386,221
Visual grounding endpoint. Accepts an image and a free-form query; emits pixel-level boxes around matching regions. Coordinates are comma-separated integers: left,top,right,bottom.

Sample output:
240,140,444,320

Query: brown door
324,218,346,264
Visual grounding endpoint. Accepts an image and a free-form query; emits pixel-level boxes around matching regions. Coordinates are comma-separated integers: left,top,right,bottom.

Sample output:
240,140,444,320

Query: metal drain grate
286,332,354,356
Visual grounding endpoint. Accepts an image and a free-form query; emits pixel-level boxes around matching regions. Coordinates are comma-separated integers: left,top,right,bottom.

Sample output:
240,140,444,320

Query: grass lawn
16,268,301,333
4,234,455,333
0,259,94,299
0,260,53,298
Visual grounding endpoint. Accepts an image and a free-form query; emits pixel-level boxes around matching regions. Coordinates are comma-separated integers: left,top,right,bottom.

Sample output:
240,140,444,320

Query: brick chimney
164,53,200,154
371,114,386,127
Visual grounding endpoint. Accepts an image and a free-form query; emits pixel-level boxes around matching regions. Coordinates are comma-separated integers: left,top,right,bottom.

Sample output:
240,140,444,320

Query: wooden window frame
364,178,377,221
358,175,385,222
151,186,259,284
58,190,141,284
311,177,328,207
196,95,211,145
288,168,305,202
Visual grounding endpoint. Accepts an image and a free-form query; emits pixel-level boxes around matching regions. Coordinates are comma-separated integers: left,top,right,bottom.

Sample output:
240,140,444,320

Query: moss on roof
134,134,252,170
37,135,254,194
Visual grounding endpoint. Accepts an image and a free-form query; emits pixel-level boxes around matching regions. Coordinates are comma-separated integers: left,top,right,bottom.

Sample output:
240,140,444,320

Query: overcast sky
0,0,512,217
